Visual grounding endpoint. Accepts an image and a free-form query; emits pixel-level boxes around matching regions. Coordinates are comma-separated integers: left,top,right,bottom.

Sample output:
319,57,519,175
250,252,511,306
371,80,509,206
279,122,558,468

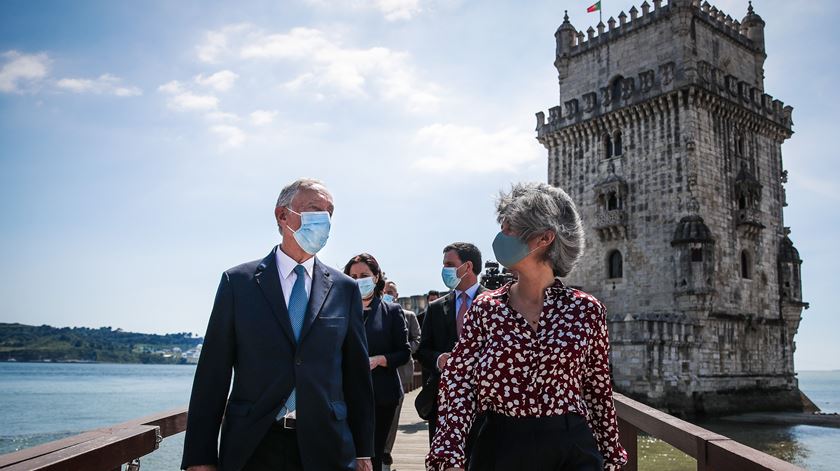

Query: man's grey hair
275,178,328,208
495,182,585,277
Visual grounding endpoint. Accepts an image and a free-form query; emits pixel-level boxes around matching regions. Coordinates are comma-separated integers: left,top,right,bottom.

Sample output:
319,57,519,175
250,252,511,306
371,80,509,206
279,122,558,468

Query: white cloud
410,123,542,173
56,74,142,97
197,23,252,64
158,80,219,111
0,51,50,93
304,0,422,21
250,110,277,126
210,124,246,149
200,25,441,112
194,70,238,92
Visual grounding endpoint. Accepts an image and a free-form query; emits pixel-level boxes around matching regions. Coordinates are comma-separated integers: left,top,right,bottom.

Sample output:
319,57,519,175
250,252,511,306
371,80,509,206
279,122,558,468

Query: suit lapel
443,292,457,341
298,257,333,343
254,247,296,346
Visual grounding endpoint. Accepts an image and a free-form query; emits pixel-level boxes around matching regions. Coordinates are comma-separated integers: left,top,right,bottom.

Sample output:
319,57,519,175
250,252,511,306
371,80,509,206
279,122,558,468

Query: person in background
426,182,628,471
381,280,422,467
182,178,374,471
416,243,486,444
344,254,411,471
416,290,440,329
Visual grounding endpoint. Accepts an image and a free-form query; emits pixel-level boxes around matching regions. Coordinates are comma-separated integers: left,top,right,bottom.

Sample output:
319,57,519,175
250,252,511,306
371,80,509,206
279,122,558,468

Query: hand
437,352,451,371
368,355,386,370
186,466,217,471
355,458,373,471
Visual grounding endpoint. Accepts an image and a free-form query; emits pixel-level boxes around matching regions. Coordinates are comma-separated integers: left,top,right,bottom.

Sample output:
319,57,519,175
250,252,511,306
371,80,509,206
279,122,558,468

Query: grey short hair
495,182,585,277
275,178,328,208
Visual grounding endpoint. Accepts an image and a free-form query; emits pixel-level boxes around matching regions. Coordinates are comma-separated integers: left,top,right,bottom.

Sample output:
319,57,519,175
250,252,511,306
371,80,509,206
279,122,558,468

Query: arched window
607,192,619,211
740,250,752,279
608,250,623,278
613,131,623,156
735,133,745,157
604,134,613,159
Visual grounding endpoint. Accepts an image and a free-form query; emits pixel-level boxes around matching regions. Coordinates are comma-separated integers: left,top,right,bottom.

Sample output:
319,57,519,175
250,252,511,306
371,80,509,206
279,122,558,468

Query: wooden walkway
388,388,430,471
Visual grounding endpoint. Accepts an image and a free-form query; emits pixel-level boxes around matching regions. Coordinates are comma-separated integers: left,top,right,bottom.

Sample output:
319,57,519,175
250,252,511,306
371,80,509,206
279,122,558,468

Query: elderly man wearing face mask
181,178,375,471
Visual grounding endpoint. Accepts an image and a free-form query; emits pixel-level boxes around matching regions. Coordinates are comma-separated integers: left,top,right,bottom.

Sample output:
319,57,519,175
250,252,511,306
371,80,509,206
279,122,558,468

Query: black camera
480,261,516,290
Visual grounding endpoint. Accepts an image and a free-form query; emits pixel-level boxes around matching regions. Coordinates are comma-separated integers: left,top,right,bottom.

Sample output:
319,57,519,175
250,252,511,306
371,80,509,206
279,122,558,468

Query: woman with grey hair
426,182,627,471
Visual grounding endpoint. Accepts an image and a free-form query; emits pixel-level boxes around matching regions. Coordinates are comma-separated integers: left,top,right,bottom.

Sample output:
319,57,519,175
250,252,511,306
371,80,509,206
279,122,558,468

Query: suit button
295,358,302,366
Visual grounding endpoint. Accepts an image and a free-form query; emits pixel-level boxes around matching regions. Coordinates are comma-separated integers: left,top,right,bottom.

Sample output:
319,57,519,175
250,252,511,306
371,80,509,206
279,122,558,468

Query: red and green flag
587,1,601,13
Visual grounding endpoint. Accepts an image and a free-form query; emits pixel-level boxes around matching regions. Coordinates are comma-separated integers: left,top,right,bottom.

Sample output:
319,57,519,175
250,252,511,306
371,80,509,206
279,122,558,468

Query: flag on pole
587,1,601,13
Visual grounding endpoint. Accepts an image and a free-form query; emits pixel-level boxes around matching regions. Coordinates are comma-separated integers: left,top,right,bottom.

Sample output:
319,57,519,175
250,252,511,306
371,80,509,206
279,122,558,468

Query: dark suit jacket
416,286,487,382
181,247,375,471
364,297,410,406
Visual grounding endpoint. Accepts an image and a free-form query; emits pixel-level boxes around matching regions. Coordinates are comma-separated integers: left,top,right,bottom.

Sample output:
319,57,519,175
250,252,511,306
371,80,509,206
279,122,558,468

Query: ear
275,206,287,224
541,230,557,248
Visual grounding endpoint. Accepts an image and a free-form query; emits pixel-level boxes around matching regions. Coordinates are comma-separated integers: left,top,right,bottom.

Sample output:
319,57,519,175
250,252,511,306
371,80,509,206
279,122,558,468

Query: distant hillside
0,323,203,364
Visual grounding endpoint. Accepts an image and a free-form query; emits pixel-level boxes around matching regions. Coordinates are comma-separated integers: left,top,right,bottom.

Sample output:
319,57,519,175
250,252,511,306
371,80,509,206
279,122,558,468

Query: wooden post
618,417,638,471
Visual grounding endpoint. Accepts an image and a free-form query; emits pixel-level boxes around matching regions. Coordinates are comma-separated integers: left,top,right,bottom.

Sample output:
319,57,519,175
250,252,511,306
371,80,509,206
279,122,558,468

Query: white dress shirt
275,247,315,307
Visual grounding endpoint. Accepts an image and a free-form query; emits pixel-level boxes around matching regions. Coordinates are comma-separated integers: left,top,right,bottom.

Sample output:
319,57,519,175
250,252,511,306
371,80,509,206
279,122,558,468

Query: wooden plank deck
388,389,429,471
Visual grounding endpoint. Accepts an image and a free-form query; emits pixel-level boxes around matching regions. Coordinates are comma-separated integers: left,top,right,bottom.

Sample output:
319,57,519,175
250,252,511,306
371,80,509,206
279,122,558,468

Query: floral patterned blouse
426,279,628,470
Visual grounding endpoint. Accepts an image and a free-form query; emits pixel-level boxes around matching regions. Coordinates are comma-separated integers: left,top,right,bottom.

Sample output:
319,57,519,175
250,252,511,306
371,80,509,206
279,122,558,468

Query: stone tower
536,0,808,416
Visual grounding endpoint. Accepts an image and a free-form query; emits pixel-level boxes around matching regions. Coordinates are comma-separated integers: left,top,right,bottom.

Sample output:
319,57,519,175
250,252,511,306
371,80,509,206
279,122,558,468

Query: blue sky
1,0,838,370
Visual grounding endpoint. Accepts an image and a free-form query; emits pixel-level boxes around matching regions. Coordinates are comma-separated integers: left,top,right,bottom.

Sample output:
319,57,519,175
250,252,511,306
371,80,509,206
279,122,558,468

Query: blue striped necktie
279,264,308,418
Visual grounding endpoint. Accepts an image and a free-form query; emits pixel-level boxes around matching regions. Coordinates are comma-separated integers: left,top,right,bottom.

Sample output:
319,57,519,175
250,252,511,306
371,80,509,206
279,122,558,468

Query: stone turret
555,11,577,58
741,1,766,52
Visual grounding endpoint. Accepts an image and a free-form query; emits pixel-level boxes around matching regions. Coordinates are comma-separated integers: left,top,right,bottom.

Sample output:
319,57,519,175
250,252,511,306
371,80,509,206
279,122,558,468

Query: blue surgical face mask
441,263,466,289
286,208,331,255
357,277,376,299
492,231,540,268
382,294,395,304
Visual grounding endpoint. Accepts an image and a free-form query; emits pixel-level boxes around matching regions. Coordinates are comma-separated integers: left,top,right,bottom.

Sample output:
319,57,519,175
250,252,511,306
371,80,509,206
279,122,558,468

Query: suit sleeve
342,284,375,458
383,305,410,369
407,313,421,354
417,304,443,372
181,272,236,470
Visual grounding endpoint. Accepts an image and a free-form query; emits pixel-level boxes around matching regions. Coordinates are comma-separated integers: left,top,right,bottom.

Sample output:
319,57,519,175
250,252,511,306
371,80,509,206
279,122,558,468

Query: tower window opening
691,248,703,262
614,131,623,156
607,192,619,211
608,250,623,278
740,250,752,279
604,134,613,159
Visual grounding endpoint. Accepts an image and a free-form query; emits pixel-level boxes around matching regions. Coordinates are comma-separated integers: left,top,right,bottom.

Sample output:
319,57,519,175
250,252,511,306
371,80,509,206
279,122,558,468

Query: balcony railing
0,377,804,471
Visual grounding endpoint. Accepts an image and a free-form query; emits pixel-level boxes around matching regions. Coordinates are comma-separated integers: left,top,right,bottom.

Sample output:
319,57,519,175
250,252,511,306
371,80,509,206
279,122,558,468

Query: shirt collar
455,282,481,300
276,246,315,280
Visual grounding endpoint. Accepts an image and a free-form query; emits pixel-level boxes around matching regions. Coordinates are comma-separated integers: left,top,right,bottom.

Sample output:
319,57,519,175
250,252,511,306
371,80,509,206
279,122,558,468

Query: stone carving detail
601,86,612,106
621,77,635,100
583,92,597,112
660,62,675,85
564,99,579,115
639,70,655,92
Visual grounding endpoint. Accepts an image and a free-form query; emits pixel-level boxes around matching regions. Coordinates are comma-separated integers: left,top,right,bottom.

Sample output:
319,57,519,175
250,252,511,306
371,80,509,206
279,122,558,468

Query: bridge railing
0,384,805,470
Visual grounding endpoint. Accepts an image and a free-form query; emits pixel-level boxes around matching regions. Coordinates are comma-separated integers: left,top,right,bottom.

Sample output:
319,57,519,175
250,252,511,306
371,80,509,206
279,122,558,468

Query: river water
0,363,837,470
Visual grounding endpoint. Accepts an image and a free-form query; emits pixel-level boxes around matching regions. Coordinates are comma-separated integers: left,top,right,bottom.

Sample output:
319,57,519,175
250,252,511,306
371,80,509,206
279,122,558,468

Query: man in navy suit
182,179,374,471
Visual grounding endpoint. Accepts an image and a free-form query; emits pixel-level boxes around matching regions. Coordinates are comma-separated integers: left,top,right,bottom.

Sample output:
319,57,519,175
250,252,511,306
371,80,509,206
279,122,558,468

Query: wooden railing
0,386,805,470
614,393,804,471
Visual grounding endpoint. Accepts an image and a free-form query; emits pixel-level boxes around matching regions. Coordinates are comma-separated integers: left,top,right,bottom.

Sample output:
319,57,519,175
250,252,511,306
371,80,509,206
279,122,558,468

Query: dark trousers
374,402,399,470
243,424,303,471
467,412,604,471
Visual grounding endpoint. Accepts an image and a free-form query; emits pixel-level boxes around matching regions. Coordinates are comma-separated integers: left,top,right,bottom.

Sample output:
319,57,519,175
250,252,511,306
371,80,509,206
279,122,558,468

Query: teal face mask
382,294,395,304
492,232,539,268
286,208,331,255
441,263,466,289
357,277,376,299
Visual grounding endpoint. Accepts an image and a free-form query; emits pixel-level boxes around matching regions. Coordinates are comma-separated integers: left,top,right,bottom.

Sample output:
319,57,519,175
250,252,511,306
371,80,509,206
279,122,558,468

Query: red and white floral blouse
426,279,628,470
